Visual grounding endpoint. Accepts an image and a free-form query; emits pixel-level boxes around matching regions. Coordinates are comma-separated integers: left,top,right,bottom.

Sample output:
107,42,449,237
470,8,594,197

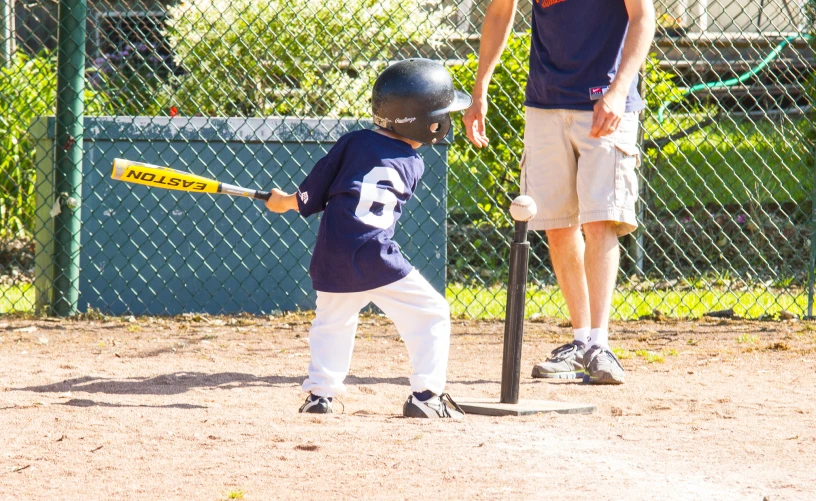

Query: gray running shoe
582,345,625,385
531,341,587,379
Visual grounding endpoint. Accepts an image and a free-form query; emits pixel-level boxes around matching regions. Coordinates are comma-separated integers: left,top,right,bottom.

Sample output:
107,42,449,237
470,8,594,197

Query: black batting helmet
372,59,472,145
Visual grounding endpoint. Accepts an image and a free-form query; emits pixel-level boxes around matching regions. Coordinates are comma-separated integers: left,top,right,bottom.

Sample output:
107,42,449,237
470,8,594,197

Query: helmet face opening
371,59,472,145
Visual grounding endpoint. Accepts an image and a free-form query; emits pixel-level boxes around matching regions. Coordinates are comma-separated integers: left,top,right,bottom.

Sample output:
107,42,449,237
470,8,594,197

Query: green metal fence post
52,0,86,316
809,145,816,319
0,0,13,66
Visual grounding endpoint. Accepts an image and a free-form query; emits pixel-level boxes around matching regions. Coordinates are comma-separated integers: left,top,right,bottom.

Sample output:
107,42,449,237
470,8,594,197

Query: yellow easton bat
111,158,271,201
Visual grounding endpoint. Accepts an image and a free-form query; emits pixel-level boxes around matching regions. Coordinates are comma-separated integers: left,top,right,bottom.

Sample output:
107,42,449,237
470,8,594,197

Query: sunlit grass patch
635,350,665,363
3,281,808,322
0,283,34,314
634,350,665,363
736,334,759,344
447,284,807,320
612,347,633,360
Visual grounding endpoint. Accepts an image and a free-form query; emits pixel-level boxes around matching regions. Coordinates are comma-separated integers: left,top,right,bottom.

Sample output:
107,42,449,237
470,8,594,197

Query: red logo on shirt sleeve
535,0,566,7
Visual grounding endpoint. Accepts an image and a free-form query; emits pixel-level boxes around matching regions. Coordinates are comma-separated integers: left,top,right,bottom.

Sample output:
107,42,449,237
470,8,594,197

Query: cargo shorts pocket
519,148,529,195
614,143,640,209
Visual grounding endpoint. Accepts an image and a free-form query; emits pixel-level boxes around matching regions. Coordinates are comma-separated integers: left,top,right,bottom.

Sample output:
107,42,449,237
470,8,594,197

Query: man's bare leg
545,226,591,330
530,225,591,379
581,220,626,384
582,221,620,334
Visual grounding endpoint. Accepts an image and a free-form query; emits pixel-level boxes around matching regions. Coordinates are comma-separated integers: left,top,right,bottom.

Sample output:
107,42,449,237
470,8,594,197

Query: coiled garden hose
656,33,813,123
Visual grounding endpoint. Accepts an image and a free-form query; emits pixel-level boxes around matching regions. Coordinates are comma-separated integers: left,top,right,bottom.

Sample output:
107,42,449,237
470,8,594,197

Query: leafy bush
0,51,109,241
0,53,55,240
805,4,816,147
164,0,452,117
641,53,688,124
449,33,529,223
89,43,175,115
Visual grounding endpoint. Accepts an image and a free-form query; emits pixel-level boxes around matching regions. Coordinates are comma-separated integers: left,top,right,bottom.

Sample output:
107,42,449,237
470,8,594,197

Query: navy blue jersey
525,0,645,113
296,129,423,293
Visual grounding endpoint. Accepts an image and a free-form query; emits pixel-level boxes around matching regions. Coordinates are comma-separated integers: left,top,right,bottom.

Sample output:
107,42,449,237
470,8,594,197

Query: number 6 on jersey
355,167,406,229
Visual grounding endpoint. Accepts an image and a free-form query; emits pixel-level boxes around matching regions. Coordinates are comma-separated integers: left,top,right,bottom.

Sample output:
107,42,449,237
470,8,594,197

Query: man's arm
462,0,518,148
590,0,655,138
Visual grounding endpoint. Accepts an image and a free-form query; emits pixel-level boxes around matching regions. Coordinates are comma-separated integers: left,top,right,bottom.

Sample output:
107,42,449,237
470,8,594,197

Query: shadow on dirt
13,372,303,395
14,372,499,396
60,398,207,409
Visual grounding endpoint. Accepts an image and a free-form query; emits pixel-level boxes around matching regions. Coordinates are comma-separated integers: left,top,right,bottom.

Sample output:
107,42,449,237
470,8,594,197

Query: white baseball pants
302,269,451,398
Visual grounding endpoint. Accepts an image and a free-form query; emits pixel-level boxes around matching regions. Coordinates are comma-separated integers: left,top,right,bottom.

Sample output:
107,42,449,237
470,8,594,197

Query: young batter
265,59,471,419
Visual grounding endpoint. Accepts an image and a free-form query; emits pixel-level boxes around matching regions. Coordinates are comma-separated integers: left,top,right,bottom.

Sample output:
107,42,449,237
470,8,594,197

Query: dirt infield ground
1,314,815,500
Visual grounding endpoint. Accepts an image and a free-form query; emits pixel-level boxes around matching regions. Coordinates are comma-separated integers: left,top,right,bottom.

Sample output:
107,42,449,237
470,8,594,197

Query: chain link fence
0,0,814,319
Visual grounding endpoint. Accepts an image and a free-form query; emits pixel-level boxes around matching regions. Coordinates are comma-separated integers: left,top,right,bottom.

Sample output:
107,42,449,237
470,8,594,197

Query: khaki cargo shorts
521,108,641,237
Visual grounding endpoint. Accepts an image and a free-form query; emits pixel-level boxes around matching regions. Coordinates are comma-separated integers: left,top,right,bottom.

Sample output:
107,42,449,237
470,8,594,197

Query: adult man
463,0,655,384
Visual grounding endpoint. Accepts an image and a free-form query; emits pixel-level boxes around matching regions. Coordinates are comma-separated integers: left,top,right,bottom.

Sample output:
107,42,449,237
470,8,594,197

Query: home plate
457,397,596,417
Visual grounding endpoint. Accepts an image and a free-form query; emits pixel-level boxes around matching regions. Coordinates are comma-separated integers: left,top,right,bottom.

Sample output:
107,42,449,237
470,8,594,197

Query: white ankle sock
588,328,609,349
573,327,590,345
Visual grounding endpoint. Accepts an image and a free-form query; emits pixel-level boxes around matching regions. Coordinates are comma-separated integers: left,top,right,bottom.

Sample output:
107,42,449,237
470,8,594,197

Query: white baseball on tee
509,195,537,222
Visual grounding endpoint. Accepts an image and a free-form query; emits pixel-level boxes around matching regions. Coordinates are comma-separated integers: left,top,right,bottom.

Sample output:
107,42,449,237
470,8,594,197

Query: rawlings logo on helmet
395,117,416,124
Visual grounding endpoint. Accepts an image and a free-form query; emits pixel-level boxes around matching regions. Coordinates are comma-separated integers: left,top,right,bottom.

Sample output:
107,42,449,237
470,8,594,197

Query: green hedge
0,52,108,242
165,0,449,117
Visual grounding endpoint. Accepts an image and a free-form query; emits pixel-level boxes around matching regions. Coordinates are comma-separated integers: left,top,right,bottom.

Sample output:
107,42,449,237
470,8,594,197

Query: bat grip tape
219,182,271,201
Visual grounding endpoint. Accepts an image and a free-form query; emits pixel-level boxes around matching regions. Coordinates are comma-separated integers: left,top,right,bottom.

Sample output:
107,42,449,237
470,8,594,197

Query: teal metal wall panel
44,117,447,315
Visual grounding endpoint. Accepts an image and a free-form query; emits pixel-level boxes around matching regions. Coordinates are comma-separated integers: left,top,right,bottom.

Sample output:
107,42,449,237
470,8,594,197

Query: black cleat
299,394,333,414
403,393,464,420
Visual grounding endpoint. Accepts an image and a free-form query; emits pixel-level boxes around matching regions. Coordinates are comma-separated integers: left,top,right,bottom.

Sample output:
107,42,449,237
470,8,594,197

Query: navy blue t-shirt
525,0,645,113
296,129,423,293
